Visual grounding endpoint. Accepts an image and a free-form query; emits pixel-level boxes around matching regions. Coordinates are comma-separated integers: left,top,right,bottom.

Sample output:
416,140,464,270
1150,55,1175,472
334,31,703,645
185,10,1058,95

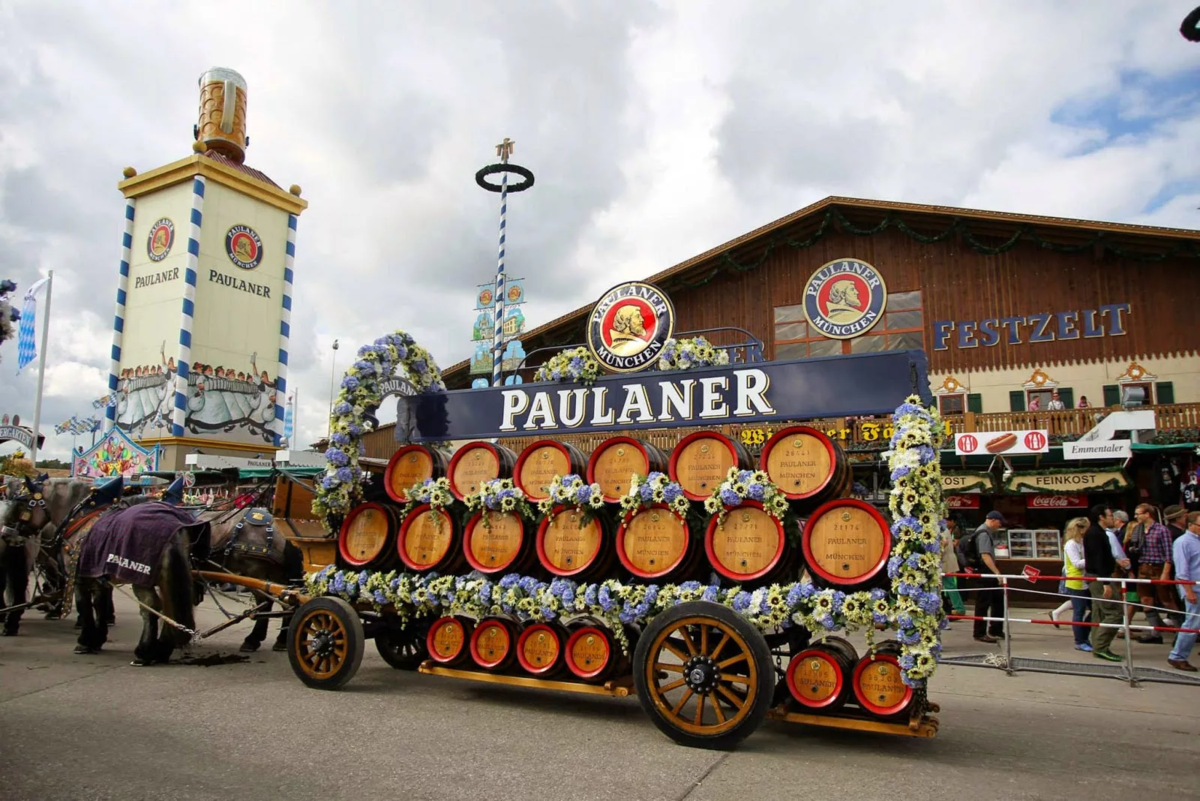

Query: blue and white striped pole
272,213,298,445
492,171,509,386
106,198,136,431
171,176,205,437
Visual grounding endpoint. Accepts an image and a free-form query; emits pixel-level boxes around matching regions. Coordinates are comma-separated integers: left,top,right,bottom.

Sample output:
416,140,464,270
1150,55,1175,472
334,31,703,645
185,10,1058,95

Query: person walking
1084,505,1124,661
1129,504,1179,644
941,518,967,619
1062,517,1092,651
965,511,1007,643
1167,511,1200,671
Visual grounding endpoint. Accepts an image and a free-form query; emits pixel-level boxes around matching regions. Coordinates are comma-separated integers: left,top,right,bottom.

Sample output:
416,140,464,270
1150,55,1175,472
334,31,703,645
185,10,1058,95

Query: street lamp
327,339,339,440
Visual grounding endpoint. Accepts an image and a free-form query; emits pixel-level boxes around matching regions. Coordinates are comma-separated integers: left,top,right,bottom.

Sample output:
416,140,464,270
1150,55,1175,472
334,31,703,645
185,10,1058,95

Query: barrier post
1002,576,1014,676
1120,578,1139,688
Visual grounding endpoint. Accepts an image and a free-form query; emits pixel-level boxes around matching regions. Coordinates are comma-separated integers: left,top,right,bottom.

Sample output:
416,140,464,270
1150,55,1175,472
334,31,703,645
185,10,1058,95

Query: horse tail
159,532,196,647
283,541,304,582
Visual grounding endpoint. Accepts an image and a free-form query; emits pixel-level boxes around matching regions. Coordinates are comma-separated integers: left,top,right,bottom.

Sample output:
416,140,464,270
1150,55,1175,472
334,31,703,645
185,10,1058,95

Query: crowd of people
939,504,1200,672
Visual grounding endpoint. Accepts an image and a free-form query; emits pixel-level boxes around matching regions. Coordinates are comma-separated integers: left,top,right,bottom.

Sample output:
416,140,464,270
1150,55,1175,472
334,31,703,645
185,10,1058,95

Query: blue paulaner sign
398,350,931,442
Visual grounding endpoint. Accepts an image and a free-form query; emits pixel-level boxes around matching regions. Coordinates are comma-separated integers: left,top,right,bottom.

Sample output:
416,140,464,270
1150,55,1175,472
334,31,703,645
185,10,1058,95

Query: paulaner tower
107,67,308,469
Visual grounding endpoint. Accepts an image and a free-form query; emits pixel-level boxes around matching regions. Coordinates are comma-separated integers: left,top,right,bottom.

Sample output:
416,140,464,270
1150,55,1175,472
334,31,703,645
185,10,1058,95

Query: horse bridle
1,483,49,544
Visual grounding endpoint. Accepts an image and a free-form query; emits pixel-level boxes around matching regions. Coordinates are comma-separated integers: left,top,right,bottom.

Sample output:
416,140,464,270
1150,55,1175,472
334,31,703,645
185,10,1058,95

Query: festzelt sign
399,350,930,442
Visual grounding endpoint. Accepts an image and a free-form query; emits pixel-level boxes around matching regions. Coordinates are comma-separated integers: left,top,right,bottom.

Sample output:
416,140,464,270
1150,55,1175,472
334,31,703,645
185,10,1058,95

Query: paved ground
1,594,1198,801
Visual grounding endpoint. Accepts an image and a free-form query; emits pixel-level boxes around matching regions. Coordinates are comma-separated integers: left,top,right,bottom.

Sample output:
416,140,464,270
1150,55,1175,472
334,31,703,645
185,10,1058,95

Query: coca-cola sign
1028,494,1087,509
946,495,981,509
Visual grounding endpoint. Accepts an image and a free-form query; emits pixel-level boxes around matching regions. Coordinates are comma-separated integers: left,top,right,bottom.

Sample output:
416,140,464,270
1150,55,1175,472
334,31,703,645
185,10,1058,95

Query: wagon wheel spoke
678,626,698,657
709,632,731,662
722,674,752,686
708,693,727,724
717,684,747,710
654,661,685,673
659,677,687,693
717,653,747,669
693,697,705,726
671,687,695,716
700,623,709,656
661,638,689,662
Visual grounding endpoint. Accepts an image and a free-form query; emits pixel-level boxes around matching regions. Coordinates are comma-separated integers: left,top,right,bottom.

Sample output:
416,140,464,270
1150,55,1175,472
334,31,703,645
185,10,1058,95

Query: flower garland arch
312,331,445,529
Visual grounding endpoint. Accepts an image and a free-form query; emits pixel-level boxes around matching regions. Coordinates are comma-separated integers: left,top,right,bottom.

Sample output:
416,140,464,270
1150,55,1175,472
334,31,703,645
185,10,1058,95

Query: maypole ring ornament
475,163,535,193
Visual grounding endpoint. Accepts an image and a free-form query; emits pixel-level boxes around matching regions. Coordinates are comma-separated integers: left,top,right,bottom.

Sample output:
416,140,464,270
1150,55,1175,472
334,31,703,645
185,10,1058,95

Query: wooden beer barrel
447,441,518,500
470,618,517,672
669,431,753,501
802,498,892,590
587,436,669,502
704,501,789,583
396,504,463,573
786,637,859,713
616,504,702,581
337,502,402,570
760,426,850,503
516,623,565,677
536,505,614,580
384,444,448,503
425,616,473,666
514,440,587,502
462,510,535,575
564,624,627,682
852,641,915,720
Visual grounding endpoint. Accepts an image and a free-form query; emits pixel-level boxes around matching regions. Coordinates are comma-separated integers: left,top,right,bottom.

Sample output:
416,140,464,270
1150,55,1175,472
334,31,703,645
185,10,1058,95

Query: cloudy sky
0,1,1197,461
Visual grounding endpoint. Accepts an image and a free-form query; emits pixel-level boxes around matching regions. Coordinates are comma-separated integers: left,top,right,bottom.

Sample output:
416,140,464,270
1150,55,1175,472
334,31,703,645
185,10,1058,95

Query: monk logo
147,219,175,262
106,552,152,575
225,225,263,270
586,281,675,373
802,258,887,340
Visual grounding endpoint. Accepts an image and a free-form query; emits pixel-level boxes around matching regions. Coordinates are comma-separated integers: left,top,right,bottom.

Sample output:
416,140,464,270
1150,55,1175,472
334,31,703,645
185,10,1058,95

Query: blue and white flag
16,276,50,375
284,394,295,440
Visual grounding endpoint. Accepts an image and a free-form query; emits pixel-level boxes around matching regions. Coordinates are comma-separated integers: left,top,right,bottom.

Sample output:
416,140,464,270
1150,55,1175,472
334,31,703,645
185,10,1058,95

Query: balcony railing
941,402,1200,438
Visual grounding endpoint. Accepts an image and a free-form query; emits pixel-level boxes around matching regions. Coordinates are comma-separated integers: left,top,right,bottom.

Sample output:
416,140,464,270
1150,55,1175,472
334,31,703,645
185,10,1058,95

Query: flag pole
29,270,52,467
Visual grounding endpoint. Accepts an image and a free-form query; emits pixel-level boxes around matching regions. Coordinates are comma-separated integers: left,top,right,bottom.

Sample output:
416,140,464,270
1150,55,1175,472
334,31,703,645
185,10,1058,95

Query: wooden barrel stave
786,636,859,713
384,444,449,503
802,498,892,591
447,441,518,501
426,616,473,666
337,502,403,571
396,503,464,574
760,426,850,508
514,440,588,502
852,641,915,720
616,504,704,582
669,431,753,501
587,436,669,503
462,510,536,575
516,622,566,677
536,505,615,580
470,618,518,672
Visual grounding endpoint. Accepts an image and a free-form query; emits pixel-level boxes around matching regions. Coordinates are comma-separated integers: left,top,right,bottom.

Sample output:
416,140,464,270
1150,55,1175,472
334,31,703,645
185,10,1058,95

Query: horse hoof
74,645,100,655
272,641,287,652
1,629,17,637
239,641,261,653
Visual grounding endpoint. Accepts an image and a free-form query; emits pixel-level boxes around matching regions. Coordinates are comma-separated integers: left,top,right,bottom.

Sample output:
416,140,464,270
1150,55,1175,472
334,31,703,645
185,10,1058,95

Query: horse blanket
75,502,209,587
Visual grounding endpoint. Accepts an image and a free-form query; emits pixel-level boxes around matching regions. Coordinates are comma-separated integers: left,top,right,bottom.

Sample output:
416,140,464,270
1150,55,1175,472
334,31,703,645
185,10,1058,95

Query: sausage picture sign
954,430,1049,456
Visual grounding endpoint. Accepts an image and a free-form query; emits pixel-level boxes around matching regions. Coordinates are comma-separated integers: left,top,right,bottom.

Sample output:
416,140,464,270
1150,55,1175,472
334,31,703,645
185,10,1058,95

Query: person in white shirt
1047,390,1066,411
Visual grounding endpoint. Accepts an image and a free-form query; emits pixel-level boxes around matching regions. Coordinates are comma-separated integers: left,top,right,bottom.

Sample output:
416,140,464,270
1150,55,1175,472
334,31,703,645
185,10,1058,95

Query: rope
110,583,200,642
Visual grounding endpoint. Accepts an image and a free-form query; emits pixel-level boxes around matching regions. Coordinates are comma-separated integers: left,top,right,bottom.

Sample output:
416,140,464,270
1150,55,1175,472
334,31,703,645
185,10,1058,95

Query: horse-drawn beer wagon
232,297,947,750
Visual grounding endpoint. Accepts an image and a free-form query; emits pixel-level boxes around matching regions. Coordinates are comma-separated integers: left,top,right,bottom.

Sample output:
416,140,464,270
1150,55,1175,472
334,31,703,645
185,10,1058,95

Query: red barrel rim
616,504,690,579
516,624,562,675
760,426,839,500
462,510,524,574
425,617,467,664
852,653,913,716
514,440,574,502
703,500,786,582
668,431,741,501
586,436,650,502
536,505,604,577
786,648,845,708
396,503,454,571
801,498,892,587
447,441,503,501
337,502,391,567
470,620,512,668
383,444,433,503
565,626,611,679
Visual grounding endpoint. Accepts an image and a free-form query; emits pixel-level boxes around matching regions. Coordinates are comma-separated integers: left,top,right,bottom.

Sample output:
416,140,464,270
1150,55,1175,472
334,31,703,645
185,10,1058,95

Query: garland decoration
464,478,536,523
703,468,789,527
313,331,445,528
533,346,601,385
883,396,948,686
402,477,456,516
619,472,690,516
536,473,605,516
656,336,730,371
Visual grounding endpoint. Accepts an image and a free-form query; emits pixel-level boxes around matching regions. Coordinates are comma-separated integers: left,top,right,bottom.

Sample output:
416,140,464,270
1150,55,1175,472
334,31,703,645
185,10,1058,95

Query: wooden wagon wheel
287,597,364,690
633,601,773,750
374,617,430,671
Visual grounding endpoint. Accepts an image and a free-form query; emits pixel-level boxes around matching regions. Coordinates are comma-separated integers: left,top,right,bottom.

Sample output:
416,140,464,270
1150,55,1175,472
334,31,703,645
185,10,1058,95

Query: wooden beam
418,662,634,697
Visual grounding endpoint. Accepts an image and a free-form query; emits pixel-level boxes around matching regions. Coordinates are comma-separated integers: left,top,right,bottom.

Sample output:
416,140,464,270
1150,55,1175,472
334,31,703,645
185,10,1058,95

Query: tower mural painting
107,67,307,468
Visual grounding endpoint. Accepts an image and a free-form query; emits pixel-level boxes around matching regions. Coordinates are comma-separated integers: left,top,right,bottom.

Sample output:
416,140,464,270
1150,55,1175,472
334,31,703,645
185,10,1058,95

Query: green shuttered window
1009,390,1025,412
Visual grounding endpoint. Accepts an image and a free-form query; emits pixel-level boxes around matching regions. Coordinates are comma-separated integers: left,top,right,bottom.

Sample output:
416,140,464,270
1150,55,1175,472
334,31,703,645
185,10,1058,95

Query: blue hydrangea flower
720,488,740,506
747,483,765,501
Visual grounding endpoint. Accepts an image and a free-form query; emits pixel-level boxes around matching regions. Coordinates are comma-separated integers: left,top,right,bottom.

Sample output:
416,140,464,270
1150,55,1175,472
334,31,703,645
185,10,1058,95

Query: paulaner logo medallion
226,225,263,270
586,281,675,373
802,258,887,340
147,219,175,262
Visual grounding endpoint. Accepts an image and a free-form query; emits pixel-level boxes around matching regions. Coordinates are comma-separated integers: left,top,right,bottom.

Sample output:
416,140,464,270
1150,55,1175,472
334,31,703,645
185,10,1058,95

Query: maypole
475,138,534,386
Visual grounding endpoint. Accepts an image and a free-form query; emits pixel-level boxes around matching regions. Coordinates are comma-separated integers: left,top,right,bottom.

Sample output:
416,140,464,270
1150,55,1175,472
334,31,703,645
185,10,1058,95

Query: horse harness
222,508,280,564
1,485,47,546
